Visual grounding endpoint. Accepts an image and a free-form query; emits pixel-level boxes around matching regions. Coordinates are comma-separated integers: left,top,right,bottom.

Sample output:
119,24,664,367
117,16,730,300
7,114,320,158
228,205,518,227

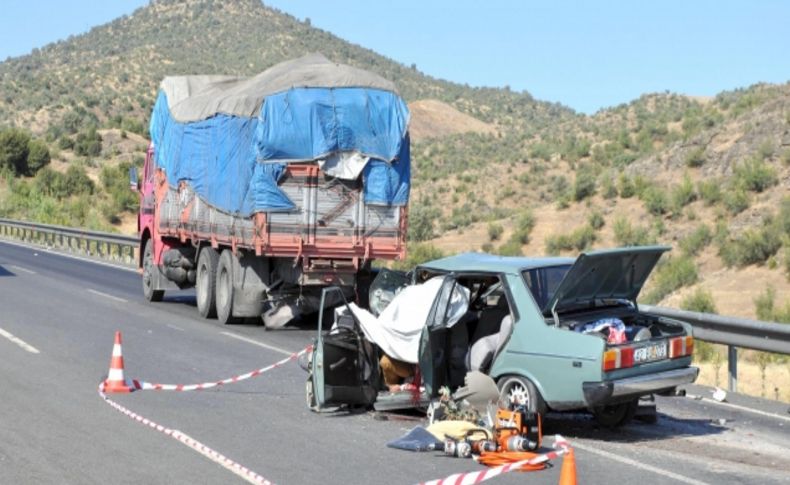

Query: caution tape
98,382,273,484
417,436,572,485
98,344,313,484
130,344,313,391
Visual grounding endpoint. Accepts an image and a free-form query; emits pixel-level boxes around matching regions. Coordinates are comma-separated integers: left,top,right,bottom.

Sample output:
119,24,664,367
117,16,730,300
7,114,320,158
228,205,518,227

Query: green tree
26,139,51,174
0,128,31,175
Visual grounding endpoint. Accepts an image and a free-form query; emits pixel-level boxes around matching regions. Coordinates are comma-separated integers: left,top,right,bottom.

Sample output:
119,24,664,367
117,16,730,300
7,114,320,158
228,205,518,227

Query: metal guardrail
641,304,790,393
0,218,138,266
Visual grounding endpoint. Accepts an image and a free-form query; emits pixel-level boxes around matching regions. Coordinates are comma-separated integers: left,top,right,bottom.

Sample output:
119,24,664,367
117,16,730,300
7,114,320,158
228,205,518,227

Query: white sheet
349,277,469,364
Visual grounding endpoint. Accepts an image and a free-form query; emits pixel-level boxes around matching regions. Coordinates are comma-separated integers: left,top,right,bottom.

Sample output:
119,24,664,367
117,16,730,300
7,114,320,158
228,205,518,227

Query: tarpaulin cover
148,54,410,215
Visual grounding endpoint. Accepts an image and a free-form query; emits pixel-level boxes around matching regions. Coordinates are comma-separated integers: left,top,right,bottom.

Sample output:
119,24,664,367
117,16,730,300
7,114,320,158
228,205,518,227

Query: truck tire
196,247,219,319
142,239,164,302
216,250,241,325
497,375,546,415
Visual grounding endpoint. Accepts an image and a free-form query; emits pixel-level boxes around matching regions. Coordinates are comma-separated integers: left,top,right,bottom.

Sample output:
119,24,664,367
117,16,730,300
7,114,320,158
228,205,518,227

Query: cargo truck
132,55,411,327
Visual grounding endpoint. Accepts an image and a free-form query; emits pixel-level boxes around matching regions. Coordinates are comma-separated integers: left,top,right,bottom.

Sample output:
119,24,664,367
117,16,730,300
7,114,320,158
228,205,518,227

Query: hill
0,0,788,325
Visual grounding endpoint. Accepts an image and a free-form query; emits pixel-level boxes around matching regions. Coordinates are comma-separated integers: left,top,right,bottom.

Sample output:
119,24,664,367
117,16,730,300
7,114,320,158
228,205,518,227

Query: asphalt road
1,239,789,485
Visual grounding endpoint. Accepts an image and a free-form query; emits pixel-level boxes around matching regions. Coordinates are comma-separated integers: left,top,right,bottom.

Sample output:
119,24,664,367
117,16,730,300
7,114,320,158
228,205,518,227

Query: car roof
417,252,575,275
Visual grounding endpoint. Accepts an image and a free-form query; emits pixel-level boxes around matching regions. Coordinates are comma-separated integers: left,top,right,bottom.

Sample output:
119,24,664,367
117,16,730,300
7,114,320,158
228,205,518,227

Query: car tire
142,239,164,302
593,398,638,428
216,250,241,325
196,247,219,319
497,375,546,415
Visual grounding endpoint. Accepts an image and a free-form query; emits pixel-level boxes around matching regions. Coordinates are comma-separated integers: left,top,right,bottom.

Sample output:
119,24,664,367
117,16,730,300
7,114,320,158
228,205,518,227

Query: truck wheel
196,247,219,319
593,399,638,428
142,239,164,302
216,250,241,325
497,375,546,415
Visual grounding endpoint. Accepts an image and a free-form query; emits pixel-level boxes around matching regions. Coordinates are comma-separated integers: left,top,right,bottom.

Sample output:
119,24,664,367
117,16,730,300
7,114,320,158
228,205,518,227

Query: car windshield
521,265,572,310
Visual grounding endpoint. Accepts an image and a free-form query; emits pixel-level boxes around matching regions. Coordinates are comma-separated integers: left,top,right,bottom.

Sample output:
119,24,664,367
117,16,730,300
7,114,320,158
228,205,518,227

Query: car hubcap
508,383,530,408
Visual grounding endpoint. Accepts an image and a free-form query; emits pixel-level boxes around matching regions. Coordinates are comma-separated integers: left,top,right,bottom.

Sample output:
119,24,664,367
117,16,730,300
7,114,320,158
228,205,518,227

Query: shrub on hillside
642,255,698,304
617,174,635,198
545,224,596,254
408,204,439,242
733,157,778,193
723,188,749,214
496,239,523,256
679,224,712,256
26,139,51,174
684,147,706,167
74,129,102,157
64,165,95,196
719,223,781,268
487,222,504,241
511,211,536,244
681,287,717,314
588,210,605,230
670,175,696,214
572,166,597,201
0,128,31,175
394,243,444,270
697,179,722,206
613,216,654,246
640,186,669,216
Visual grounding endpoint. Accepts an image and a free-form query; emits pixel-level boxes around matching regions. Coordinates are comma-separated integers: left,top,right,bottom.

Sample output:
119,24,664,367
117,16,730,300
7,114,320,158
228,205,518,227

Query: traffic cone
102,331,134,393
558,448,577,485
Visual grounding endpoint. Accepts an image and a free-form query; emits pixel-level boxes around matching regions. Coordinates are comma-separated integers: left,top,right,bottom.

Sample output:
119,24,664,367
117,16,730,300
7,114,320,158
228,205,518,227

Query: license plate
633,342,667,363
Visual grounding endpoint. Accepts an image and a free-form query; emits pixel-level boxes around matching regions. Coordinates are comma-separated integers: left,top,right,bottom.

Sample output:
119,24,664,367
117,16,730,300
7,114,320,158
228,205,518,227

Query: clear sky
2,0,789,113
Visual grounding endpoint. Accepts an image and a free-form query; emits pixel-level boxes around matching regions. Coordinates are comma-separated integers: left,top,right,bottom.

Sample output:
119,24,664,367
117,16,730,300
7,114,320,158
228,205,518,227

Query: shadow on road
0,264,16,277
542,411,727,443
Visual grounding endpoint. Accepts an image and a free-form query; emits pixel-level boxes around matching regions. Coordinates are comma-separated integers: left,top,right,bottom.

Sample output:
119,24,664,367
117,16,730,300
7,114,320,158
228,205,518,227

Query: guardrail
641,304,790,393
0,218,138,267
1,218,787,395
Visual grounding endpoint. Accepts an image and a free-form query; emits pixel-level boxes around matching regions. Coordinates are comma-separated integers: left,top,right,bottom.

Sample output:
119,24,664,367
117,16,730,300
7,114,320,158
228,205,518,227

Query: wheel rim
506,381,531,408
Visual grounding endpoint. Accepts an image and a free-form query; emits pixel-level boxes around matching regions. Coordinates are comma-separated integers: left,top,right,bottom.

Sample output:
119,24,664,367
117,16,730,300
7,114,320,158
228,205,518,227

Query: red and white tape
418,436,572,485
131,344,313,391
98,344,313,484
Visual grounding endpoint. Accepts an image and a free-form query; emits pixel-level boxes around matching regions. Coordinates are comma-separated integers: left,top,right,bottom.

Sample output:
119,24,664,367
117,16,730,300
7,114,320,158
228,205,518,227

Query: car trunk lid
542,246,670,325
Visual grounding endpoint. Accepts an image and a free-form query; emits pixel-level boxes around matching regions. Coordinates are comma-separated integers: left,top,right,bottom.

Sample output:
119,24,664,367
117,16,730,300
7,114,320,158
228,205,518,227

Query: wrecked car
307,246,699,427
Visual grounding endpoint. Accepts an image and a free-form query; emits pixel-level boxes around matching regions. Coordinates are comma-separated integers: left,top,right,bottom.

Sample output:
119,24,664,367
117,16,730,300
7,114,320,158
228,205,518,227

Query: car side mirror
129,167,139,191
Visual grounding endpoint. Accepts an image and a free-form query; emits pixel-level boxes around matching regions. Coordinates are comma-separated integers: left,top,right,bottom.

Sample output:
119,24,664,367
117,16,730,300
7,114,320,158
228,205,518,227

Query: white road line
697,397,790,423
220,331,294,357
573,442,710,485
87,288,128,303
9,264,36,274
0,238,137,273
0,327,40,354
166,323,185,332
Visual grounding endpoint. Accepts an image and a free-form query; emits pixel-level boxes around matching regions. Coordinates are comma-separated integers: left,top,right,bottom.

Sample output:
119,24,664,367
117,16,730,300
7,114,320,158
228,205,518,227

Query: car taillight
669,336,693,359
602,347,635,371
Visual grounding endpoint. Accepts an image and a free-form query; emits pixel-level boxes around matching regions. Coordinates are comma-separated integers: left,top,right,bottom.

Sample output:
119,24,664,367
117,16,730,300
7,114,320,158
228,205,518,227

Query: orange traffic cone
558,448,577,485
102,331,134,393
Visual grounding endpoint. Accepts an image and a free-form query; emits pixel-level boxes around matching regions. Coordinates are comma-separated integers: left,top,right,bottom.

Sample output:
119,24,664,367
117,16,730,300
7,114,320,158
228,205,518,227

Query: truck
132,54,411,327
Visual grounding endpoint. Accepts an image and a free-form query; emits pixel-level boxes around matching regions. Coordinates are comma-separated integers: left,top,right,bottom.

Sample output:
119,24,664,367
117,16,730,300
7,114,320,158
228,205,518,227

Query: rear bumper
583,366,699,407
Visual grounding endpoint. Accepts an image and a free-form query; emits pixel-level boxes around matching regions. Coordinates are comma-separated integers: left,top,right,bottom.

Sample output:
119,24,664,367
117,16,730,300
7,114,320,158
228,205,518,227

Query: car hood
542,246,670,316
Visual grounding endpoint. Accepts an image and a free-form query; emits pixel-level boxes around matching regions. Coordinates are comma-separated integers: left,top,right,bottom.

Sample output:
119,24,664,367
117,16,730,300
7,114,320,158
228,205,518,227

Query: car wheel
142,239,164,302
196,247,219,318
593,399,638,428
497,375,546,414
216,250,241,325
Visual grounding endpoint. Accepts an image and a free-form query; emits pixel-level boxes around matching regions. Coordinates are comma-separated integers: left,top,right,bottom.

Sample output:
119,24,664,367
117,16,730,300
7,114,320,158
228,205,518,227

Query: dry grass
696,358,790,403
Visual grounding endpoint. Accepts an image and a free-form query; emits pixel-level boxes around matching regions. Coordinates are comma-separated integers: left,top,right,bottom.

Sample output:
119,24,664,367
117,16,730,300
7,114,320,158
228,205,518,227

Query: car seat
467,314,513,372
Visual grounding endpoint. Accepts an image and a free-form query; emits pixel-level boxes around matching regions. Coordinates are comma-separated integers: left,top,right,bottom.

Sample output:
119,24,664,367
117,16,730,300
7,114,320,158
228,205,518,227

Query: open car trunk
539,246,691,368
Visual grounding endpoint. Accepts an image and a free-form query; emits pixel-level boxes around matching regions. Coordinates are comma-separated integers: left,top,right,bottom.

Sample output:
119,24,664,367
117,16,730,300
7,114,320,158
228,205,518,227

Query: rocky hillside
0,0,788,320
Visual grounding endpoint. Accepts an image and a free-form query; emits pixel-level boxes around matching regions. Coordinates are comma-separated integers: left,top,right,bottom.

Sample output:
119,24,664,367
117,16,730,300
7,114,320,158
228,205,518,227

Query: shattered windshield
521,265,572,310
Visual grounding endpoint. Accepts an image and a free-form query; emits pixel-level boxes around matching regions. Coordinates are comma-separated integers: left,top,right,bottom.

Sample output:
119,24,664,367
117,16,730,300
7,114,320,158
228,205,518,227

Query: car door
418,275,458,398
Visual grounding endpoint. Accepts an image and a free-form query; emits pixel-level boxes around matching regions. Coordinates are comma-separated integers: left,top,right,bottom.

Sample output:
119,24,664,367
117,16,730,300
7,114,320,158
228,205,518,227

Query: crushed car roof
418,252,575,275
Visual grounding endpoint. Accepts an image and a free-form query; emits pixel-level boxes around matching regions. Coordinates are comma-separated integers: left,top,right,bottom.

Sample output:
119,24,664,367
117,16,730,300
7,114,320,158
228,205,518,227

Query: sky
1,0,789,113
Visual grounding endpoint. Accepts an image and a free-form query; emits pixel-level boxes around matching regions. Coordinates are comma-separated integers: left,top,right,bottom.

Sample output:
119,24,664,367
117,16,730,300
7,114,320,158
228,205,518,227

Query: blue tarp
149,86,410,216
